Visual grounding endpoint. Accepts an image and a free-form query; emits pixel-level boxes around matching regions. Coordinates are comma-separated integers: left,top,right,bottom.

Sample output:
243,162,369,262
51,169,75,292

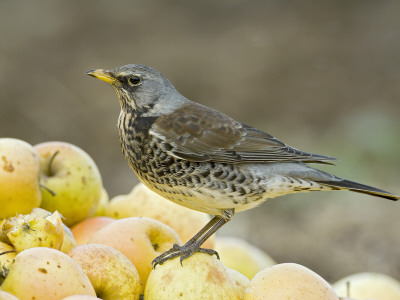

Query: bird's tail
316,179,399,201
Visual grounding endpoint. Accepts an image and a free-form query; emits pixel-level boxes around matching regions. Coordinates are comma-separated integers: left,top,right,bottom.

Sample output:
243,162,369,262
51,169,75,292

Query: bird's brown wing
150,102,335,164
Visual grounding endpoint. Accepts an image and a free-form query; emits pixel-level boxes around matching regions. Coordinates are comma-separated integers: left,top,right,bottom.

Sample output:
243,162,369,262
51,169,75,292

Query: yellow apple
1,247,96,300
106,183,214,248
92,187,109,217
68,244,143,300
145,252,240,299
35,141,103,226
62,296,101,300
60,225,77,253
0,242,17,283
244,263,338,300
333,272,400,300
88,216,181,286
227,268,250,299
0,290,19,300
0,138,41,219
1,211,64,252
70,216,115,246
214,236,276,279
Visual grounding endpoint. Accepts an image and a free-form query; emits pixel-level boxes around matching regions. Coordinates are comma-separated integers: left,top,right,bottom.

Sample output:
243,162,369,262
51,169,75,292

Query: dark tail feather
317,179,399,201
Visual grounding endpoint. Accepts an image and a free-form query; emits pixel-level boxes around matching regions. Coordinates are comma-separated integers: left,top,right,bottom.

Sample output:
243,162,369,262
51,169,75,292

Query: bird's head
87,64,180,114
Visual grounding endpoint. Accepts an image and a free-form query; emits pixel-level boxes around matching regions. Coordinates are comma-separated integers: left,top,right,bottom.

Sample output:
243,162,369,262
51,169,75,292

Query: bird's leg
151,208,235,268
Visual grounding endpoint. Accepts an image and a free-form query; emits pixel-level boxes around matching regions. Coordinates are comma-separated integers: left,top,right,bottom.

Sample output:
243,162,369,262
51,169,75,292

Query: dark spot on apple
82,176,87,184
179,292,183,296
38,268,47,274
46,261,50,265
57,264,61,268
1,156,14,172
152,243,159,251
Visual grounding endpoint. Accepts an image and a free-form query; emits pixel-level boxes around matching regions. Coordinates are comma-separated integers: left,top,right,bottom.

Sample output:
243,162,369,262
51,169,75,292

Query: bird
87,64,399,267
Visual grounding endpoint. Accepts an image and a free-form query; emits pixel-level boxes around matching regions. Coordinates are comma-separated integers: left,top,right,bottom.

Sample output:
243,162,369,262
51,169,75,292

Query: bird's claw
151,243,220,269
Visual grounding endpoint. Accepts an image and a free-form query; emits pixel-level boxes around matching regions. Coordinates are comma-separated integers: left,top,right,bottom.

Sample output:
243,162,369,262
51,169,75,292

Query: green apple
0,138,41,219
244,263,338,300
35,141,103,226
144,253,240,299
214,236,276,279
1,247,96,299
333,272,400,300
68,244,143,300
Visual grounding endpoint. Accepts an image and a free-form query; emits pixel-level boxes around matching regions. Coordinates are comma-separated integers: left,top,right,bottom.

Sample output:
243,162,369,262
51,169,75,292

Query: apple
0,290,19,300
0,138,41,219
93,187,109,217
88,216,181,286
106,183,215,248
70,216,115,246
1,247,96,300
214,236,276,279
333,272,400,300
0,242,17,284
244,263,338,300
145,252,240,299
60,225,77,253
35,141,103,226
68,244,143,300
1,211,64,252
62,296,101,300
227,267,250,299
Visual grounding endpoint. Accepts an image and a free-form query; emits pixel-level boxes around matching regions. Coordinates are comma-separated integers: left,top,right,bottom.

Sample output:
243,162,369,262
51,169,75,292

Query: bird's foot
151,243,219,268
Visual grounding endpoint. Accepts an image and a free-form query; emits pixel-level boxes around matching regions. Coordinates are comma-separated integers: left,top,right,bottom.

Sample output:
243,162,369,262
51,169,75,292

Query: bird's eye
128,75,142,86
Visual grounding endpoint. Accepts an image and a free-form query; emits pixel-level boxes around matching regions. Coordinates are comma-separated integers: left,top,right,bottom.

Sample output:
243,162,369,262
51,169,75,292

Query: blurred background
1,0,399,282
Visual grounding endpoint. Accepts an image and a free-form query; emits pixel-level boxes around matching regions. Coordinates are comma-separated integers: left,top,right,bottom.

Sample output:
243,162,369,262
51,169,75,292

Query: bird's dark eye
128,75,142,86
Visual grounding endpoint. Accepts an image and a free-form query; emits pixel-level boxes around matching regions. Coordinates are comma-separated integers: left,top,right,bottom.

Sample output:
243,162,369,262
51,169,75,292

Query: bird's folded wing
150,102,335,164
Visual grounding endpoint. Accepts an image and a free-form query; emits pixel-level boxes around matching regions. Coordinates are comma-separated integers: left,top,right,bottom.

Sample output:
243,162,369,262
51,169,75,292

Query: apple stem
47,150,60,176
40,183,57,196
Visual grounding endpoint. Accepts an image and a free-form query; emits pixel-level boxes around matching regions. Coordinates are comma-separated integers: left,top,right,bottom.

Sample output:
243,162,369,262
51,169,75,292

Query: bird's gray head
87,64,179,113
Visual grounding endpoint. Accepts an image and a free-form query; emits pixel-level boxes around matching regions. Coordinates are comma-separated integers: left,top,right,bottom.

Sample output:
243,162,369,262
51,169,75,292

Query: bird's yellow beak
86,69,117,84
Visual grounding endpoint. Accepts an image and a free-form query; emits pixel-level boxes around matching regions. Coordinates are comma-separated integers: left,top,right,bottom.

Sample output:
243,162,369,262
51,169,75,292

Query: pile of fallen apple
0,138,399,300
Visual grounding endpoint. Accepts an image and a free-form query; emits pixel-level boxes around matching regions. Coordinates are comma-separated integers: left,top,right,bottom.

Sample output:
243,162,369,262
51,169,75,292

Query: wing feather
150,101,335,164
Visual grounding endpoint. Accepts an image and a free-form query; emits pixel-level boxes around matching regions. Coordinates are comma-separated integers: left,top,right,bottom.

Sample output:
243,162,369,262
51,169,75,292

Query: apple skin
106,183,215,249
214,236,276,279
226,267,250,299
244,263,338,300
88,216,182,286
0,242,17,283
1,247,96,300
0,138,41,219
35,141,103,226
70,216,115,246
333,272,400,300
61,296,101,300
0,290,20,300
145,252,240,299
92,187,109,217
68,244,143,300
